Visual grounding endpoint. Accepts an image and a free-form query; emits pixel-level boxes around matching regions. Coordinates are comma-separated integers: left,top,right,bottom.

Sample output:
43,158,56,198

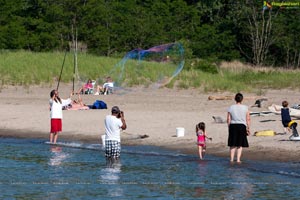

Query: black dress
228,124,249,147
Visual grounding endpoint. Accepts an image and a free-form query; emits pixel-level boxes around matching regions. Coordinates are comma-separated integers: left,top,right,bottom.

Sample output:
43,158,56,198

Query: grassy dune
0,50,119,86
1,51,300,94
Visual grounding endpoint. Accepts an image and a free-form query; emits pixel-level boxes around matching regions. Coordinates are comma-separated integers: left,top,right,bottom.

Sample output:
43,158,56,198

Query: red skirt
51,119,62,133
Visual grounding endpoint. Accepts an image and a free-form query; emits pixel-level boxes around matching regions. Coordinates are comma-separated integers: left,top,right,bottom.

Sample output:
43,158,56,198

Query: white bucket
101,135,106,149
176,127,185,137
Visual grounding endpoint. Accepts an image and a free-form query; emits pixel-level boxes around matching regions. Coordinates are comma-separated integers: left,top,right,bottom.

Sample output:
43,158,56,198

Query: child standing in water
196,122,209,160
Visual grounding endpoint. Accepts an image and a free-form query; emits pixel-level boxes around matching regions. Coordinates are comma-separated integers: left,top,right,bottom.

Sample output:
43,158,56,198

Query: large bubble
72,43,184,95
108,43,185,92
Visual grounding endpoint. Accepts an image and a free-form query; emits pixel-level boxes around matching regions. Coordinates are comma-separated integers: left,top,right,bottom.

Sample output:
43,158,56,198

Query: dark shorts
228,124,249,147
105,140,121,158
51,119,62,133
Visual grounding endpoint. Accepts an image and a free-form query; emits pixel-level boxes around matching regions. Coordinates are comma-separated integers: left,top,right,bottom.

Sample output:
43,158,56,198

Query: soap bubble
109,43,185,92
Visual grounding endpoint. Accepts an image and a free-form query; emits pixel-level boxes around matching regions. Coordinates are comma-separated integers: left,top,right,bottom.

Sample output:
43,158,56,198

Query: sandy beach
1,84,300,162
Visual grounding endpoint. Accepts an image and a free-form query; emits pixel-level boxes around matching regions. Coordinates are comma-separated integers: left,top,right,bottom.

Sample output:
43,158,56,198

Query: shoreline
1,84,300,163
1,128,299,163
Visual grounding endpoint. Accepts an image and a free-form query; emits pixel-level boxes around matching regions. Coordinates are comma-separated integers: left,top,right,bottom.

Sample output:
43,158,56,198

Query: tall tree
190,0,240,60
235,0,280,65
0,0,27,49
271,9,300,68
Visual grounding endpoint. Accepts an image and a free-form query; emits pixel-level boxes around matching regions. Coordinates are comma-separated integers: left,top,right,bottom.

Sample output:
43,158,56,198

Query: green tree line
0,0,300,68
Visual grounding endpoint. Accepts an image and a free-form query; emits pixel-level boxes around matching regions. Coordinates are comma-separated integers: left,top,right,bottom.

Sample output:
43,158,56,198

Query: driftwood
208,95,267,101
208,96,233,100
122,132,149,140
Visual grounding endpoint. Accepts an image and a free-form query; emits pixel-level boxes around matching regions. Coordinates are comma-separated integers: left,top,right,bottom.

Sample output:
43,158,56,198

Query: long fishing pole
72,25,77,92
72,49,75,92
57,50,68,90
72,28,77,93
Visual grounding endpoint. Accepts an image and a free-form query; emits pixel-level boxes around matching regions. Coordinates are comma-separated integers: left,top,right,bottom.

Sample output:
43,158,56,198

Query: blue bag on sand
92,100,107,109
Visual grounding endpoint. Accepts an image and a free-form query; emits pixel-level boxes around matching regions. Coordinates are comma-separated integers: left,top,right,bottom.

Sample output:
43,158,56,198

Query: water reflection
224,163,254,199
101,158,122,181
193,160,208,197
100,158,123,197
48,146,68,166
197,160,208,176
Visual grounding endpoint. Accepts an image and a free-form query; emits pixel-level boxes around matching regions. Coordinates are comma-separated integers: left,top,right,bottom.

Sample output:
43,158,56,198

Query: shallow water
0,137,299,199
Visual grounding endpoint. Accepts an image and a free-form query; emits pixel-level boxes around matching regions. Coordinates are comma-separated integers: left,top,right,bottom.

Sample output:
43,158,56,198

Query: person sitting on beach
77,79,94,94
94,77,114,95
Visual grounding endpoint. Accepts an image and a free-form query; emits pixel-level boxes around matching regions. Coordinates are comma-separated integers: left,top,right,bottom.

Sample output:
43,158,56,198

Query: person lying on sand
64,93,90,110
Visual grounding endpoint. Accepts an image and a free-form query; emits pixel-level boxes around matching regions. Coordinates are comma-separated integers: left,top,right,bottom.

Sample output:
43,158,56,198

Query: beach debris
139,134,149,139
212,116,226,123
208,95,233,100
208,95,267,101
291,104,300,110
252,98,268,108
123,132,149,140
254,130,276,136
250,111,273,117
259,119,276,123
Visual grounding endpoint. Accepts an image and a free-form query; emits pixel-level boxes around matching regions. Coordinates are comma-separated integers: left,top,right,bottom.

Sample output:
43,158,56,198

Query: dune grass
176,60,300,94
0,50,120,86
1,51,300,94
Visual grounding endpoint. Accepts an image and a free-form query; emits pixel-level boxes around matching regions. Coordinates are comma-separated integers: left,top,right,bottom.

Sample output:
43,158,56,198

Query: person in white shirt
104,106,127,160
49,89,72,144
94,76,114,95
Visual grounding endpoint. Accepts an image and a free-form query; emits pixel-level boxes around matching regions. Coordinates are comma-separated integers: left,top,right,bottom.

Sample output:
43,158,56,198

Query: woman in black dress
227,93,250,163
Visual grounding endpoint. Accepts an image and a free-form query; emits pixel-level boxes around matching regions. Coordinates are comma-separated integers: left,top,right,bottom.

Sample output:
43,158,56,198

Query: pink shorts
197,136,206,147
198,142,206,147
51,119,62,133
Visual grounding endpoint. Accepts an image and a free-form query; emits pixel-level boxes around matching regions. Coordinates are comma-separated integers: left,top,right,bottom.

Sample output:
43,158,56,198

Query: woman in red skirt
49,89,72,144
